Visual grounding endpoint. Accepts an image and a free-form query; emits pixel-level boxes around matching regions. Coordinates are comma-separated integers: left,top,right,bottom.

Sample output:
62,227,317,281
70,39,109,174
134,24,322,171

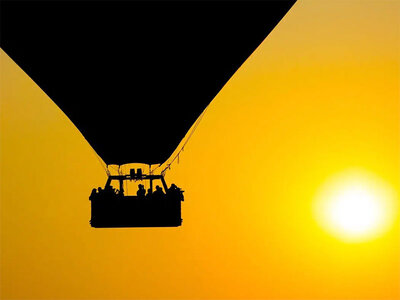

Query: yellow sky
1,1,399,299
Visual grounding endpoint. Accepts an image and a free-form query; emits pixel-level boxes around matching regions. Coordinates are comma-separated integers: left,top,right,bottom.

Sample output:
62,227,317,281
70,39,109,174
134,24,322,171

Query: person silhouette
169,183,178,191
104,185,115,195
137,184,146,198
146,188,153,199
153,185,165,200
89,188,97,200
168,183,183,201
168,183,178,196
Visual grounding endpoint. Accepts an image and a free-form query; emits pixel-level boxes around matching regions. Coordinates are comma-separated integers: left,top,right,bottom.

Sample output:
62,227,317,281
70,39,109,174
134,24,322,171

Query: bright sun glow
314,169,397,242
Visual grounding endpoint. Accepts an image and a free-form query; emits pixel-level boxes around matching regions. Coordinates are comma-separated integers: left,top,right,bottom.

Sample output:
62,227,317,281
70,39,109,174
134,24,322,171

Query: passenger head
156,185,162,191
138,184,144,189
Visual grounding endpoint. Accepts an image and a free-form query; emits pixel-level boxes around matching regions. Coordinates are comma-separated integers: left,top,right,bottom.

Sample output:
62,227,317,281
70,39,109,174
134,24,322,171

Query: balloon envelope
0,1,296,165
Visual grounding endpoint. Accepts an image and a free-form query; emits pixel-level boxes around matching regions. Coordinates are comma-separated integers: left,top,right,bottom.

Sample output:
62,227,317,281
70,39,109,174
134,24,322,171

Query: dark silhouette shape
0,1,296,227
0,1,296,166
90,172,183,227
153,186,165,198
104,185,115,196
137,184,146,198
168,184,184,202
89,188,97,200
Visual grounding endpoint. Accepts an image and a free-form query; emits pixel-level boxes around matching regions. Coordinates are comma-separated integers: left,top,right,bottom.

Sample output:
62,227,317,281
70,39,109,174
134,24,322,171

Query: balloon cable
160,105,209,175
91,148,110,176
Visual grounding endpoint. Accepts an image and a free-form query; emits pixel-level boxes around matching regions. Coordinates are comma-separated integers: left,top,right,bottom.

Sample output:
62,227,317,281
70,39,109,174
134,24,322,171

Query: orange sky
1,1,399,299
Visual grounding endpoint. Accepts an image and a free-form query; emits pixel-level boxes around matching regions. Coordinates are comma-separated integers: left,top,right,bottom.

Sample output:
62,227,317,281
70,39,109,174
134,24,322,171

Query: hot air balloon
0,0,296,227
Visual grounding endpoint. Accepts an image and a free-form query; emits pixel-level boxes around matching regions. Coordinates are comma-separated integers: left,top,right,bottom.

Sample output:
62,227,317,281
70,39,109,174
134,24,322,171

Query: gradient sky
1,1,399,299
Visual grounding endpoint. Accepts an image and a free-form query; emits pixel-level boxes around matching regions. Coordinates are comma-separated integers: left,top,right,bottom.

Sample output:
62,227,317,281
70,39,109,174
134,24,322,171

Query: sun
328,186,384,236
314,170,397,242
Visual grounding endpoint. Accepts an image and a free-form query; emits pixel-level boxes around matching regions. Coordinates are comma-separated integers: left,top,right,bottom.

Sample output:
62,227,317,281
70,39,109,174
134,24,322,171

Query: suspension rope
159,105,209,175
108,165,119,174
91,147,110,176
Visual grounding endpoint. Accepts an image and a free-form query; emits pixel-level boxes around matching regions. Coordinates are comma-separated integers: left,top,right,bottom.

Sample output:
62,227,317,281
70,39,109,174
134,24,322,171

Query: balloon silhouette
1,1,296,166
